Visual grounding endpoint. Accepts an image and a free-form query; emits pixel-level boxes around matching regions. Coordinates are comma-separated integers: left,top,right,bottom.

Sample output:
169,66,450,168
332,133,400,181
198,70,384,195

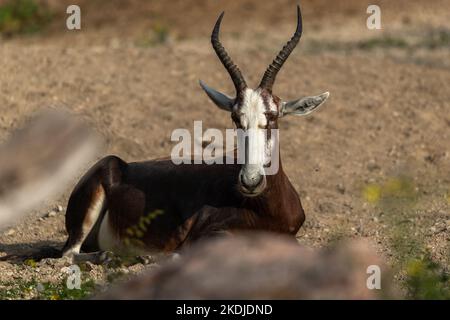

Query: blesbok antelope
62,5,329,260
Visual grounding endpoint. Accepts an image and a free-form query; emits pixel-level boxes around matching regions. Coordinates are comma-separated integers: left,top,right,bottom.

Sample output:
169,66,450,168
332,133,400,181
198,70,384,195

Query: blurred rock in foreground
0,109,101,228
99,232,397,299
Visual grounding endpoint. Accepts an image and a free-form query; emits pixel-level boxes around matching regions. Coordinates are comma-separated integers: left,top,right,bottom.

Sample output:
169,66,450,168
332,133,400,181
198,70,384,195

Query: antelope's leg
62,156,125,258
61,181,106,258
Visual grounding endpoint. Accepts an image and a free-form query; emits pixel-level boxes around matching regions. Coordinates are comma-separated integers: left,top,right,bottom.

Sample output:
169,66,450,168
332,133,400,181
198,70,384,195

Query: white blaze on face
235,88,277,183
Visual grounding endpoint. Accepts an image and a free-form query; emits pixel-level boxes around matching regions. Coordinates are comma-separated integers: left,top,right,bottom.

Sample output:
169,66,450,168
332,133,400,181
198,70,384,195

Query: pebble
430,223,446,235
138,255,156,265
336,183,345,194
57,205,64,212
36,283,45,293
47,211,57,218
5,229,15,236
367,159,380,171
84,261,95,272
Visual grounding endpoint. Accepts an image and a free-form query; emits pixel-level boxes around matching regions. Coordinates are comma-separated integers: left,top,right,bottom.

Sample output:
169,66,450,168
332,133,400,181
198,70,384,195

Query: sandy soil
0,0,449,298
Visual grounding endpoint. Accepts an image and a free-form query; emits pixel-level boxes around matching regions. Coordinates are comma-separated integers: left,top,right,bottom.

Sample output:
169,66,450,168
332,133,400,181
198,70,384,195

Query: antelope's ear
280,92,329,117
199,80,234,112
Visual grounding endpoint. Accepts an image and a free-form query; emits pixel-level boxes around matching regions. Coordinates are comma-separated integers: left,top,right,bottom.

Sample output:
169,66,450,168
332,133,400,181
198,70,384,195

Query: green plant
0,0,52,36
136,23,170,47
405,256,450,300
123,209,164,249
362,175,449,299
357,36,408,50
422,29,450,49
0,278,98,300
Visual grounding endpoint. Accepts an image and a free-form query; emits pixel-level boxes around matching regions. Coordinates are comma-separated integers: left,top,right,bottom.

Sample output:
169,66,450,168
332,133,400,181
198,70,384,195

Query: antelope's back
123,157,243,219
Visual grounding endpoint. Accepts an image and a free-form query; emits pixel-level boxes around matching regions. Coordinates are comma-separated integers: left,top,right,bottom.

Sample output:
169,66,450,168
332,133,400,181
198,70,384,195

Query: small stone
36,283,45,293
84,261,95,272
367,159,380,171
424,154,435,163
432,223,446,234
47,210,57,218
336,183,345,194
119,267,129,274
57,205,63,212
430,226,436,233
137,255,155,265
5,228,15,236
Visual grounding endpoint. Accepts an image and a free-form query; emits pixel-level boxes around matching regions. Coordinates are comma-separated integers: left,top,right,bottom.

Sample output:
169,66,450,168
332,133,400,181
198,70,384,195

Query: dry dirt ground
0,0,449,299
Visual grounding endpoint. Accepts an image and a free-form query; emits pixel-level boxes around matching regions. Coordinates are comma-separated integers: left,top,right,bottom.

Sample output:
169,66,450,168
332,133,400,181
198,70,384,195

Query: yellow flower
50,294,60,300
24,259,37,268
384,178,403,196
406,259,424,277
363,184,381,203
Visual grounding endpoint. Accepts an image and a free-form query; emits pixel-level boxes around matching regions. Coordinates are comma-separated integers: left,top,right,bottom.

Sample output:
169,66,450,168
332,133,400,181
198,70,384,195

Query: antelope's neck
246,157,299,213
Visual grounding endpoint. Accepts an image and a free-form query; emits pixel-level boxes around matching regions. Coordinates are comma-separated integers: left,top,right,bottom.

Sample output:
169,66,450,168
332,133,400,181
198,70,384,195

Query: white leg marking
63,186,105,257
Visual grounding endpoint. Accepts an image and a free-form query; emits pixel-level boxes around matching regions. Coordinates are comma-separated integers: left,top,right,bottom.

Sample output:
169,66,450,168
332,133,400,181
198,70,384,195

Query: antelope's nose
239,172,263,192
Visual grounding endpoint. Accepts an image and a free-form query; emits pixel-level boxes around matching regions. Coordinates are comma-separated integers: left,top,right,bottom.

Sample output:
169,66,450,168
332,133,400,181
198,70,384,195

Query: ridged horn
211,12,247,94
259,5,303,91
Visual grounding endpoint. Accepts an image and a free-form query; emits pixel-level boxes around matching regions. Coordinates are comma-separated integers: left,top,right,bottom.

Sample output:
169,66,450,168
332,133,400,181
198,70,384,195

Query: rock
40,256,72,268
367,159,380,171
424,154,436,163
84,261,95,272
5,228,15,236
431,223,446,234
57,205,64,212
97,232,397,299
336,183,345,194
137,255,156,265
47,211,57,218
36,283,45,293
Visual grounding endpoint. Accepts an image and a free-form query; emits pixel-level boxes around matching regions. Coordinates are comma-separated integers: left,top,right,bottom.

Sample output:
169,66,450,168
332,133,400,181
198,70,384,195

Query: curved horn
211,12,247,94
259,5,303,91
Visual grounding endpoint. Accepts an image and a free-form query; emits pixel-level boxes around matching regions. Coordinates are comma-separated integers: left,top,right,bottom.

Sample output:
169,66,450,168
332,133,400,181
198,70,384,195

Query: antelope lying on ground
62,5,329,260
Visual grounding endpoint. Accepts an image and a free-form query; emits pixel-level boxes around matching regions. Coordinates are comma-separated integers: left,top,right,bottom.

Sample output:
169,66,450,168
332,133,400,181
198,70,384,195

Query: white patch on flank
98,211,156,256
98,211,118,252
